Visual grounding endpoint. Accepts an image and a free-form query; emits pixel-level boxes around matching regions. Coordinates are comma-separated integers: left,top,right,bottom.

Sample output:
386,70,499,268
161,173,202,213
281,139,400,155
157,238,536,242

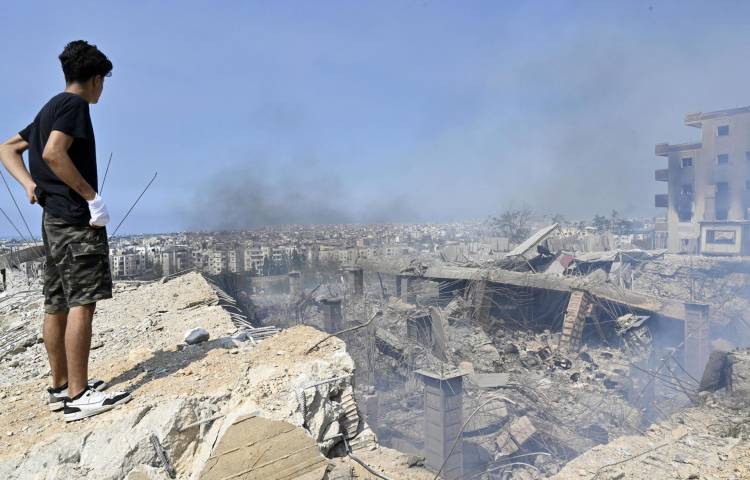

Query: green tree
491,206,533,243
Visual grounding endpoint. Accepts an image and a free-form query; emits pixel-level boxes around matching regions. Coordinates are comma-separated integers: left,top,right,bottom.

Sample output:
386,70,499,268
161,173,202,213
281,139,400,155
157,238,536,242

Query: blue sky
1,1,750,235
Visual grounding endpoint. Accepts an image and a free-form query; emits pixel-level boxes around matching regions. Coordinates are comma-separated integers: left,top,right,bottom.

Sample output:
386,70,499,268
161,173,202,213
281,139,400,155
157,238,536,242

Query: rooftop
685,105,750,127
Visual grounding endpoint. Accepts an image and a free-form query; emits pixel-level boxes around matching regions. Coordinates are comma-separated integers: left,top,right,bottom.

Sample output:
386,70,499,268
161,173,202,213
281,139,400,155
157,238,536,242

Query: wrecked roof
506,223,559,258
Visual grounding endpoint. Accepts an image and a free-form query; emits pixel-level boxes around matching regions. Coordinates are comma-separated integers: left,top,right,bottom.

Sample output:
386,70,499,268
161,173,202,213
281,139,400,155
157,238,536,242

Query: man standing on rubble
0,40,130,421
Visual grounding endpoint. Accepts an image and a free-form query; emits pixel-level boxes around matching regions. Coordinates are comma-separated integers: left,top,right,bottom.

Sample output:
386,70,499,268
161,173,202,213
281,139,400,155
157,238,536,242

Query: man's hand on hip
87,193,110,228
24,182,37,204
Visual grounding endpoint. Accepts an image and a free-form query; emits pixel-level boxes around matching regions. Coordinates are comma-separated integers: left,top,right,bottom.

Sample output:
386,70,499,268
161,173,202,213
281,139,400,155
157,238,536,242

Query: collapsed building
1,222,749,479
250,223,750,478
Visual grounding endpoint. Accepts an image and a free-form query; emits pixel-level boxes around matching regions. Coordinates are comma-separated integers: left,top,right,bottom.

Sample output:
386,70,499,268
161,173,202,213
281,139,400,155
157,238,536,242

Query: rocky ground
0,272,430,480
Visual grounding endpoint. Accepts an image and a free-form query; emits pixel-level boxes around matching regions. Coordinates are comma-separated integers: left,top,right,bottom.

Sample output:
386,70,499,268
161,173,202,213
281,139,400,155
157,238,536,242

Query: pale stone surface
183,328,210,345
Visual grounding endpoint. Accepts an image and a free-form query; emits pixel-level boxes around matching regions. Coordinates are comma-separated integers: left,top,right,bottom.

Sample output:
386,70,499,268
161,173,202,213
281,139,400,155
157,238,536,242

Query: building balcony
655,194,668,208
655,169,669,182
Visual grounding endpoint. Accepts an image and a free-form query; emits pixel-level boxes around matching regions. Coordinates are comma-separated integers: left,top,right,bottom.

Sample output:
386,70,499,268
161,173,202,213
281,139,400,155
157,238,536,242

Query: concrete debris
4,226,750,480
470,372,510,388
198,415,327,480
0,272,432,480
183,327,210,345
552,357,750,480
699,350,730,392
406,455,425,467
506,223,560,259
728,349,750,402
495,415,537,456
615,313,652,355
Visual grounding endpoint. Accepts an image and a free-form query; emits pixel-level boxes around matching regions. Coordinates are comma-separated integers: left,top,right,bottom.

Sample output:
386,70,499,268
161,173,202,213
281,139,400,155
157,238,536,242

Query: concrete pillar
684,303,710,379
559,290,589,353
320,297,343,333
361,388,379,430
416,370,464,480
345,267,364,296
288,271,301,297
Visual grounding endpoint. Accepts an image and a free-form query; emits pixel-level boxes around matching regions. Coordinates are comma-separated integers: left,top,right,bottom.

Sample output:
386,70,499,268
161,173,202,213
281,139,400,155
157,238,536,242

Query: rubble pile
552,349,750,480
6,230,748,479
338,293,660,478
0,272,428,480
631,254,750,341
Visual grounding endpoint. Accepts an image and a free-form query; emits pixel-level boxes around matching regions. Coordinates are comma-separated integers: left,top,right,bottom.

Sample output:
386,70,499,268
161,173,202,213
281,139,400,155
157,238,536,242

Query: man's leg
43,311,69,388
65,304,95,398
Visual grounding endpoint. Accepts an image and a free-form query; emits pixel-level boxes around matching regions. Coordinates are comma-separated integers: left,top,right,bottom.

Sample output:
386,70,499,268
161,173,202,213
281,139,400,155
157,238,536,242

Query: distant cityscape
0,216,660,281
0,215,665,284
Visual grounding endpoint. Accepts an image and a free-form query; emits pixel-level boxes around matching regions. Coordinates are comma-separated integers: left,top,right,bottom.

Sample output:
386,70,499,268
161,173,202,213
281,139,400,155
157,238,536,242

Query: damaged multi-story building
656,105,750,254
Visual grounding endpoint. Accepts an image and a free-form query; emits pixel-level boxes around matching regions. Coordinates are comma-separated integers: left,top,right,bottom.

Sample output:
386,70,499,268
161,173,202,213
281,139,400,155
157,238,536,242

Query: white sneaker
47,379,108,412
63,388,131,422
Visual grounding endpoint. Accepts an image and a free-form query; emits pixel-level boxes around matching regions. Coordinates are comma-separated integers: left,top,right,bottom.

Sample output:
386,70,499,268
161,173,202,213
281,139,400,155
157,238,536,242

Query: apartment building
245,246,269,272
656,106,750,255
161,246,191,276
227,249,244,273
110,253,145,279
207,249,227,275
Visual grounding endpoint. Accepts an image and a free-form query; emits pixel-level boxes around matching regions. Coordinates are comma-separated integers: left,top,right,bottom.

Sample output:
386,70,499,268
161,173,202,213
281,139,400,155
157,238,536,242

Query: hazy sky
1,1,749,235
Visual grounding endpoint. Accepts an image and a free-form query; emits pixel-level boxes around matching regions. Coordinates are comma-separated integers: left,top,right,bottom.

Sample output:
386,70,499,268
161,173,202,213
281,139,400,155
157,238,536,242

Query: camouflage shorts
42,212,113,314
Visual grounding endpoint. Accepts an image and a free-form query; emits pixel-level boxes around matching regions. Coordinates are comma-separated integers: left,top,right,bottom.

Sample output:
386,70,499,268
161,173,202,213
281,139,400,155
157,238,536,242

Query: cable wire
0,205,28,242
0,171,36,243
99,152,112,194
109,171,157,238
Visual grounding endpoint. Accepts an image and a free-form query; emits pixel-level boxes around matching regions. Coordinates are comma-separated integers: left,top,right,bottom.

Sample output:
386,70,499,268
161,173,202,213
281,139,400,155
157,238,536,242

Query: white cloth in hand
87,193,110,227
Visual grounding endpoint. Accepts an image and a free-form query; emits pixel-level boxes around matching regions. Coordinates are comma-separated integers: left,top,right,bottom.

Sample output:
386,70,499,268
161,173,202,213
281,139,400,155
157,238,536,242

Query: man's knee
69,302,96,319
44,311,69,322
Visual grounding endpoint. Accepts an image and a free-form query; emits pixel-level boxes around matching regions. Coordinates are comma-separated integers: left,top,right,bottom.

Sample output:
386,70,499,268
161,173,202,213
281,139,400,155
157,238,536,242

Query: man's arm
0,134,36,203
42,130,96,201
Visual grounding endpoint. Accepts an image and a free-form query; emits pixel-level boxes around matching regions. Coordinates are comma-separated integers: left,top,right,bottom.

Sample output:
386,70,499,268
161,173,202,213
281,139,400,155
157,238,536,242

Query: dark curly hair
59,40,113,84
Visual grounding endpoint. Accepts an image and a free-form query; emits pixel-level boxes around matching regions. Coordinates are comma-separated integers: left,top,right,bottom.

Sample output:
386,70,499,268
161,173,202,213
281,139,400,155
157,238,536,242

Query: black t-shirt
19,92,98,224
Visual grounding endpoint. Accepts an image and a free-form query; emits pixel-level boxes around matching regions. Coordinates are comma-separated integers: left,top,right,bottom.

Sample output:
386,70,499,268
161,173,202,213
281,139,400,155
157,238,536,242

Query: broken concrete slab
495,415,536,456
699,350,730,392
198,415,327,480
728,349,750,400
505,223,560,258
470,372,510,389
0,399,200,480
